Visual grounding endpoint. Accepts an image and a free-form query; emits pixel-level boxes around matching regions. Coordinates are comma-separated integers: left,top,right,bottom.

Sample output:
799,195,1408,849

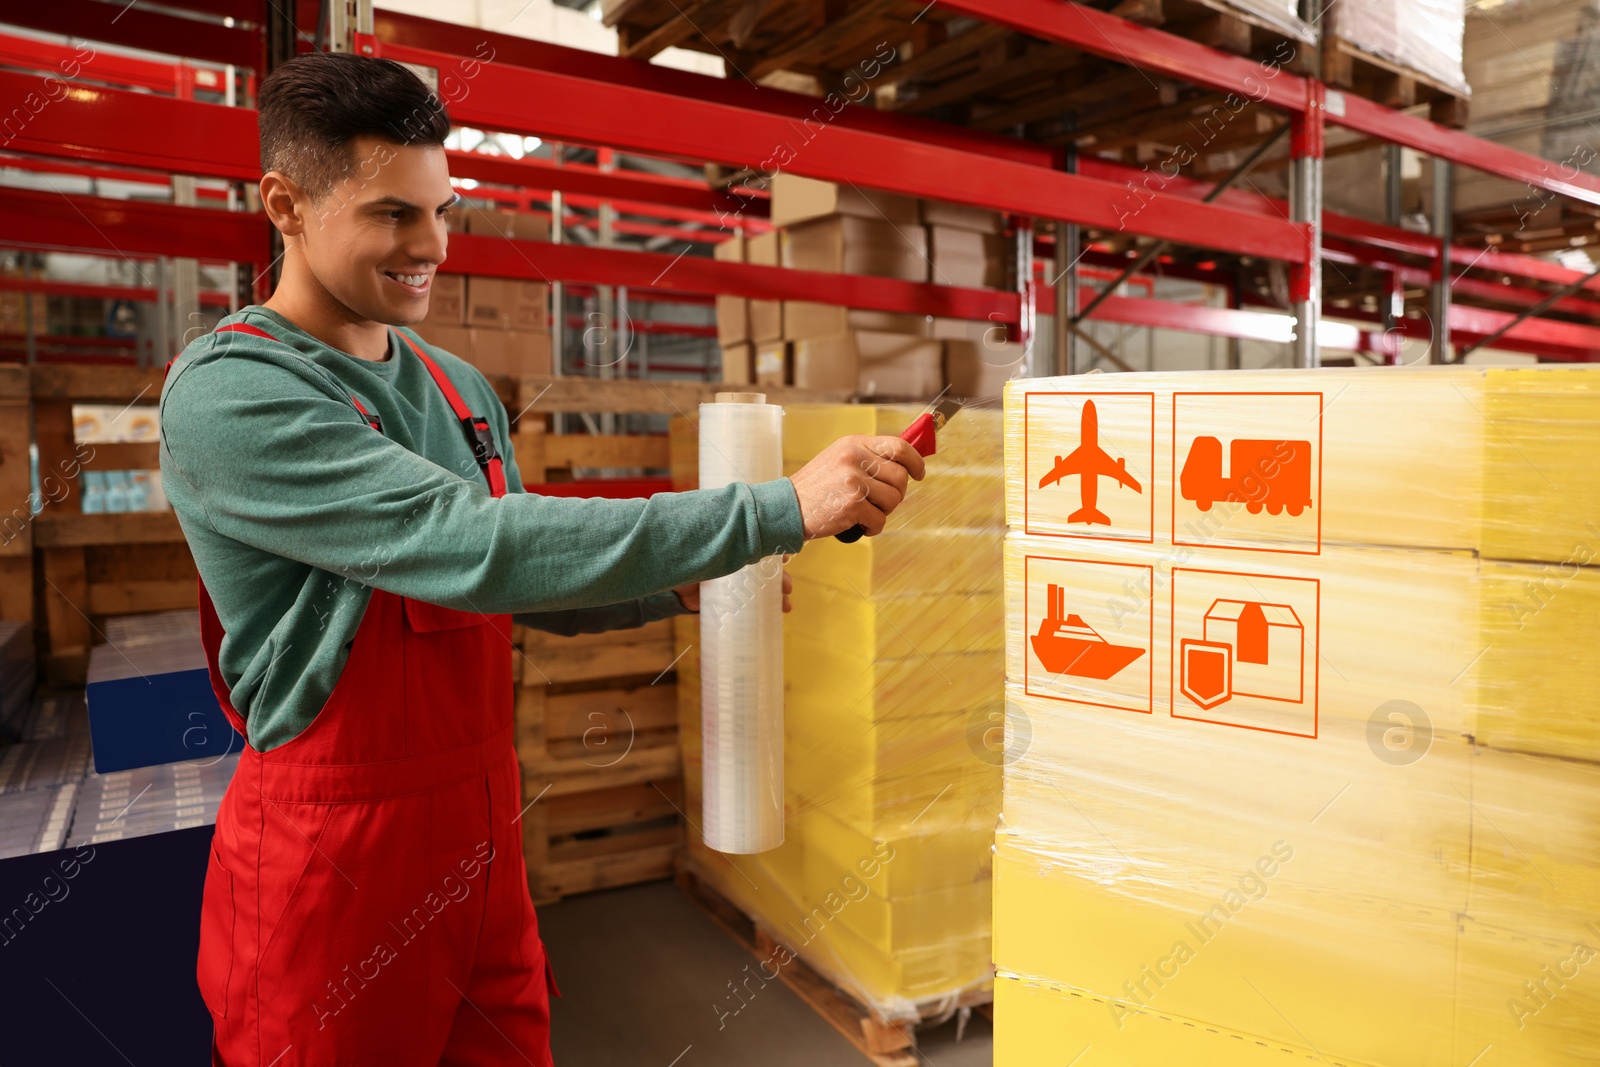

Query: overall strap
392,330,509,499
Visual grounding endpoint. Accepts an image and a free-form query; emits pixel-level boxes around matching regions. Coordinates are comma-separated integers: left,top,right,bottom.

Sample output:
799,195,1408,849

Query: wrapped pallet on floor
672,402,1007,1053
995,365,1600,1066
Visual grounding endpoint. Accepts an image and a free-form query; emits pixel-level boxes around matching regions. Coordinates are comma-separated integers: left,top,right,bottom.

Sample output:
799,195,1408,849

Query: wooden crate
516,618,688,902
675,856,992,1067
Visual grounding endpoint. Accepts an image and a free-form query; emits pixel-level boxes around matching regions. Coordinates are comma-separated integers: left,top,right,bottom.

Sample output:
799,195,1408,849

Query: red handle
901,412,938,457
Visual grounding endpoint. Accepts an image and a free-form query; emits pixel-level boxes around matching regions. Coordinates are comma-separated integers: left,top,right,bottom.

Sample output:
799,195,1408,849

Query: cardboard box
467,327,552,378
716,295,750,345
792,332,942,396
720,342,754,385
750,300,783,343
754,340,789,387
770,173,920,228
422,273,466,326
463,208,550,243
784,301,927,341
921,199,1005,234
944,338,1025,398
784,216,928,283
929,226,1007,289
465,277,550,333
747,230,783,342
415,323,471,360
713,235,746,263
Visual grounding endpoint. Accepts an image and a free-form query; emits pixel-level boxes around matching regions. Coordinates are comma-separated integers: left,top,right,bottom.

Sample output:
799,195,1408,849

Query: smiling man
159,53,924,1067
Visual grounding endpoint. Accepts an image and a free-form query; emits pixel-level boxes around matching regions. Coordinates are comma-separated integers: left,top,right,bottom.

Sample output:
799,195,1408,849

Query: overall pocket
196,846,236,1018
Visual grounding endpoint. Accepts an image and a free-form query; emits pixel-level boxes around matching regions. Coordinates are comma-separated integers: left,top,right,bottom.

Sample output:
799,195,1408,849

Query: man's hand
675,560,794,613
788,435,927,540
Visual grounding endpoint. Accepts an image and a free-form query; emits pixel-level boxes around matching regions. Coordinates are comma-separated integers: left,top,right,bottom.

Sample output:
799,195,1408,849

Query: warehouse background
0,0,1596,1064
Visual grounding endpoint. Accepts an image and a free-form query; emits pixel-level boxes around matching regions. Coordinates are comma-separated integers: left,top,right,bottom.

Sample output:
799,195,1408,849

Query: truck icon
1180,437,1313,516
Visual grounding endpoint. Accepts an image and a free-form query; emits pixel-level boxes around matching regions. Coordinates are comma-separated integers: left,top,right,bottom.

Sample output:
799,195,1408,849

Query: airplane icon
1037,399,1142,526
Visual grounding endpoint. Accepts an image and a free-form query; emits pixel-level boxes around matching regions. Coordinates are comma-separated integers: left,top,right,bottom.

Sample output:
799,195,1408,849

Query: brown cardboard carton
416,323,472,360
465,277,550,332
755,340,789,387
921,199,1005,233
422,273,466,326
929,226,1007,289
720,342,754,385
783,301,928,341
784,216,928,282
468,328,552,378
748,230,783,342
717,295,750,345
944,338,1026,398
770,174,920,228
713,235,746,263
792,331,942,396
463,208,550,243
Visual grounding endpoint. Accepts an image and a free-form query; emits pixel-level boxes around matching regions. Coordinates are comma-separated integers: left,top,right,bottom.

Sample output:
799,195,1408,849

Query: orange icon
1179,639,1232,709
1037,399,1141,526
1031,583,1145,680
1180,437,1312,516
1180,599,1305,709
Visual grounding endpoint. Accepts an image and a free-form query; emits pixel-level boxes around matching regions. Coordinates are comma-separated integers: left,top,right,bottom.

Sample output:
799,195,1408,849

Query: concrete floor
538,880,993,1067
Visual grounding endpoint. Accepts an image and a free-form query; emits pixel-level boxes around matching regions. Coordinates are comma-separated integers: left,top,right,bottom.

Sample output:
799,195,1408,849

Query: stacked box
676,402,1006,1018
996,366,1600,1065
1327,0,1469,94
416,208,553,378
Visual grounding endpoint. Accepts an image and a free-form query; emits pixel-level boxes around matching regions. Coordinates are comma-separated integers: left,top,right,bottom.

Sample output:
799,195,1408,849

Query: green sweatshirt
159,306,804,751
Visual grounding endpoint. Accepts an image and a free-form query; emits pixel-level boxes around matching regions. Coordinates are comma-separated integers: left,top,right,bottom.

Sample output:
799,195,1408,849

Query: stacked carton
995,366,1600,1065
418,209,552,378
1327,0,1469,94
712,176,1023,397
1456,0,1600,214
676,402,1006,1020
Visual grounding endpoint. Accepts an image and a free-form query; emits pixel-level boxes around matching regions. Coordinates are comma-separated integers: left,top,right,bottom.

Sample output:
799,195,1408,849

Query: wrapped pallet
995,366,1600,1065
675,402,1006,1025
1327,0,1470,95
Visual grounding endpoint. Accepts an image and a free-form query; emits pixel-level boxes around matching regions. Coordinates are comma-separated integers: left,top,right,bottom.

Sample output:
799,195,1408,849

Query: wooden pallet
602,0,1317,156
1322,34,1470,127
674,856,992,1067
516,618,688,902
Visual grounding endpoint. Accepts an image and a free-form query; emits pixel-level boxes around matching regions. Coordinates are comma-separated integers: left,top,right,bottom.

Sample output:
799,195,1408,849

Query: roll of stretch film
699,393,785,854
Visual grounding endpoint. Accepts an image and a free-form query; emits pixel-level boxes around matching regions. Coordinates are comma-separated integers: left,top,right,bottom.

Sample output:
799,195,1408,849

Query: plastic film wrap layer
1327,0,1469,94
698,400,785,854
996,367,1600,1067
678,403,1006,1019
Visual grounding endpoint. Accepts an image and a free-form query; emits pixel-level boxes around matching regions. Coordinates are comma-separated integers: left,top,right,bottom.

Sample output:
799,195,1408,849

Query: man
159,52,924,1067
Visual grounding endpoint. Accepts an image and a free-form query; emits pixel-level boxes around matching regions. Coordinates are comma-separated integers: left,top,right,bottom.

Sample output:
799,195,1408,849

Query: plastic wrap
1328,0,1470,94
995,366,1600,1065
677,403,1006,1020
698,399,785,854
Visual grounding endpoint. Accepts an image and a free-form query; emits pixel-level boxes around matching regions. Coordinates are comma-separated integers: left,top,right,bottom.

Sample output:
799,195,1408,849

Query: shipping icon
1031,583,1145,680
1180,437,1312,516
1038,399,1142,526
1179,598,1306,710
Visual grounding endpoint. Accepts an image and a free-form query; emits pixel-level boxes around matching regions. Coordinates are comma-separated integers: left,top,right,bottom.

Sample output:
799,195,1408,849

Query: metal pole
1429,158,1453,363
1015,218,1040,376
1289,93,1324,369
1054,145,1078,376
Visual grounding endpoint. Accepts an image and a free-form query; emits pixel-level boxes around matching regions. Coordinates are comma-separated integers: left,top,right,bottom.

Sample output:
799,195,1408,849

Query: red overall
180,323,555,1066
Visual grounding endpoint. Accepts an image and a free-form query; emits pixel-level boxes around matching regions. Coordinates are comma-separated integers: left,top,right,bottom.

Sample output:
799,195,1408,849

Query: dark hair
257,52,450,202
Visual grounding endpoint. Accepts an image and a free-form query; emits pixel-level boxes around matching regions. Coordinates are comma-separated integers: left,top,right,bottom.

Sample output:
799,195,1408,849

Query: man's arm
161,354,801,616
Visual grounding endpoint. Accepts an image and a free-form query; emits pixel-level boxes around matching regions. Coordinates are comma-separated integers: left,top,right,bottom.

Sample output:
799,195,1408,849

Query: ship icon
1031,583,1146,680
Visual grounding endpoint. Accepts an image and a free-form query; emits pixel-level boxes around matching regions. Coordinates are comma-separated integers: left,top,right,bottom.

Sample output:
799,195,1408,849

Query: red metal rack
1,4,1597,367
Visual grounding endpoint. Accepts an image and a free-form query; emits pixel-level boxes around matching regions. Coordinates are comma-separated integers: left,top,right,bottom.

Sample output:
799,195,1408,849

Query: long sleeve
160,351,803,617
